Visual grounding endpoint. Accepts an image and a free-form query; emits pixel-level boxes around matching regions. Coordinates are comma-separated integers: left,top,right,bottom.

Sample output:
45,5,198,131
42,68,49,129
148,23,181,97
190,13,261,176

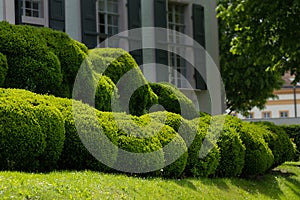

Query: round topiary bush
96,111,188,178
0,22,63,95
203,115,246,177
86,48,158,116
185,118,220,177
239,123,274,176
0,52,8,86
215,126,245,177
5,52,62,94
0,98,46,171
95,75,119,112
0,22,88,98
50,98,118,172
149,82,199,120
0,88,117,172
279,124,300,161
254,121,296,168
36,27,88,97
33,105,65,172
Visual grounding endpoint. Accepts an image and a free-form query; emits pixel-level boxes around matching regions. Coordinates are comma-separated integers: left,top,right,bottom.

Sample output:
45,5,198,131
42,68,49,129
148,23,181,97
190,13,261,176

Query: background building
0,0,224,115
235,73,300,124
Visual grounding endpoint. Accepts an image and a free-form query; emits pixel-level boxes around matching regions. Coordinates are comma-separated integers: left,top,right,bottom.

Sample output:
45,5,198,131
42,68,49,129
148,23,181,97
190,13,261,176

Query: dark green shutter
127,0,143,65
154,0,168,82
15,0,22,24
49,0,65,31
193,4,207,90
81,0,97,48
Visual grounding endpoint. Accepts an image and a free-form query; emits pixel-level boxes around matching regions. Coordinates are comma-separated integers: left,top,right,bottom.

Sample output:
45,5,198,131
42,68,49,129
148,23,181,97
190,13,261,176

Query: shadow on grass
173,179,198,191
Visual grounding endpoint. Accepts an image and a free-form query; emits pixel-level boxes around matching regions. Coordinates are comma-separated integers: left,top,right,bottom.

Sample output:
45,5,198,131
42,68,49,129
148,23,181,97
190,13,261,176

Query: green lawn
0,162,299,200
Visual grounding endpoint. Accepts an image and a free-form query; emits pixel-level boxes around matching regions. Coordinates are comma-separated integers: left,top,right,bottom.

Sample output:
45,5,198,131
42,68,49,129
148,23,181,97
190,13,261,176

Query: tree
217,0,300,114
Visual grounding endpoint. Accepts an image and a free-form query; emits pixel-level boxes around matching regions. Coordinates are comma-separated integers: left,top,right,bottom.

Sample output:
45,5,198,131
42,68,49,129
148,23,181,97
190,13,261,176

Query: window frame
279,110,289,118
20,0,48,26
167,2,188,88
262,111,272,119
97,0,120,44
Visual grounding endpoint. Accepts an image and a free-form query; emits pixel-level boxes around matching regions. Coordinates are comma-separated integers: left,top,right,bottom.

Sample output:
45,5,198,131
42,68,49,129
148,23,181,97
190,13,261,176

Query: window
279,111,289,118
21,0,42,18
98,0,119,43
19,0,47,26
246,112,254,119
262,111,272,119
168,3,187,88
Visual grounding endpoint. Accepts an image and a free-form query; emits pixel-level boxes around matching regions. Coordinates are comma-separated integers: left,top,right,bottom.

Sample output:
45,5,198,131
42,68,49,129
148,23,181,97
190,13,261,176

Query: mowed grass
0,162,299,200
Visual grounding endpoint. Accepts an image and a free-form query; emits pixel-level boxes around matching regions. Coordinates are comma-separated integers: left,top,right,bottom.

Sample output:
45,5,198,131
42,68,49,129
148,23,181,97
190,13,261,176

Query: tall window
21,0,43,18
168,3,187,88
98,0,119,43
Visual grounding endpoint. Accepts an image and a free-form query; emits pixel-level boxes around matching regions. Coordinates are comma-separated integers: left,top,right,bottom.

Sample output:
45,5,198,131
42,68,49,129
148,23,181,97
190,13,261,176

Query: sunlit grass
0,162,299,199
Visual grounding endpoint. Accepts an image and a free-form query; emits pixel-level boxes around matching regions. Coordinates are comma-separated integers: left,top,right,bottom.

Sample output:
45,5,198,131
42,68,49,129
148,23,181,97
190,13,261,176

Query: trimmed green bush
95,75,119,112
36,27,88,97
87,48,158,116
0,52,8,86
0,22,88,97
0,22,63,94
280,124,300,160
0,88,117,172
239,123,274,176
33,105,65,172
5,52,62,94
185,118,220,177
0,98,46,171
149,82,199,120
215,126,245,177
254,121,296,167
140,112,195,177
98,112,188,177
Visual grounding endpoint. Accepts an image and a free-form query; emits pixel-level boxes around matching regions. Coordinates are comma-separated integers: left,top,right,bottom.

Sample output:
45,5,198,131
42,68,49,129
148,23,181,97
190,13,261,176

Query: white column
65,0,81,41
3,0,15,24
197,0,224,115
0,0,4,21
141,0,156,82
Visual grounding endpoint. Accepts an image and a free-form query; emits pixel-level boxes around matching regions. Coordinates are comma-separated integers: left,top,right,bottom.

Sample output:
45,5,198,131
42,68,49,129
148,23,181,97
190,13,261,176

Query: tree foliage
217,0,300,113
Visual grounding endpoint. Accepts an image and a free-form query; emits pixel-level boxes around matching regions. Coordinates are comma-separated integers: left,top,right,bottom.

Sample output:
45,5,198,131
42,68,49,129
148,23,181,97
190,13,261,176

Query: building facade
235,73,300,124
0,0,224,115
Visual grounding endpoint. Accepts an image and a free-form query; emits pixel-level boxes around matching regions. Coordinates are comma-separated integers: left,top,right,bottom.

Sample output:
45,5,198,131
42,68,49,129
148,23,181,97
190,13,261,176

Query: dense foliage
254,121,296,167
217,0,297,114
0,21,87,97
279,124,300,160
239,123,274,176
0,88,296,178
0,52,7,86
149,82,198,120
86,48,158,116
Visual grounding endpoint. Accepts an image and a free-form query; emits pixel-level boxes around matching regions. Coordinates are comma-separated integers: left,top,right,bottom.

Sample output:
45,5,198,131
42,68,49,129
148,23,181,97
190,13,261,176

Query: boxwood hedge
149,82,199,120
239,123,274,176
0,22,88,97
280,124,300,160
0,52,8,86
86,48,158,116
186,118,220,177
0,98,46,171
254,121,296,168
36,27,88,97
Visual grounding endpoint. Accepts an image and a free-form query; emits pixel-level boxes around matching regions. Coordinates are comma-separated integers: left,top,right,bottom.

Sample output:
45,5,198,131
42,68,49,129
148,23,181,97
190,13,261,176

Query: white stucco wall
0,0,4,21
65,0,81,41
2,0,15,24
